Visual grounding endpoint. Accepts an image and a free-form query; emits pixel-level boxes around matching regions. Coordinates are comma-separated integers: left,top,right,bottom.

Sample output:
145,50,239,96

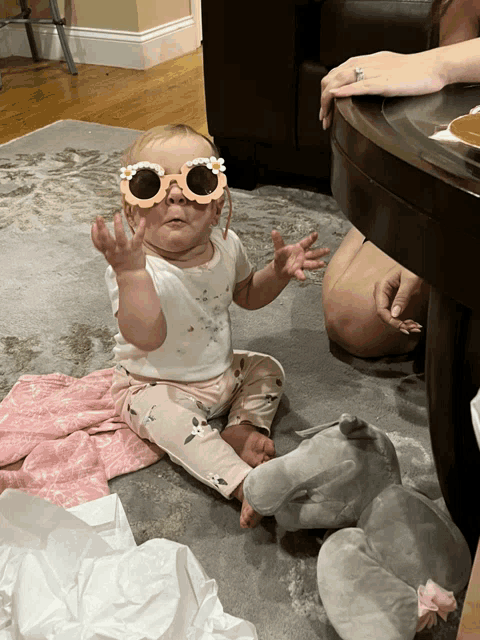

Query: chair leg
49,0,78,75
18,0,40,62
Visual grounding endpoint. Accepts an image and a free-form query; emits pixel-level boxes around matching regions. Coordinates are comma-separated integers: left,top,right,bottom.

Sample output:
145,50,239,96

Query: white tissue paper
471,387,480,454
0,489,258,640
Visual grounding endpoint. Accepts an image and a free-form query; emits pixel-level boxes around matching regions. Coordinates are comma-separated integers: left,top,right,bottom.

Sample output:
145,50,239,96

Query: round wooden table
330,83,480,557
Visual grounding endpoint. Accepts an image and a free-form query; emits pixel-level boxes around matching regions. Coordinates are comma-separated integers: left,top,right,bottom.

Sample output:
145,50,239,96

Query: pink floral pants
111,350,285,499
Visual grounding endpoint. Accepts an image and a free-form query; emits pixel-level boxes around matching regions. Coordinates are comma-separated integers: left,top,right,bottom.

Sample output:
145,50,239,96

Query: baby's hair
120,124,222,232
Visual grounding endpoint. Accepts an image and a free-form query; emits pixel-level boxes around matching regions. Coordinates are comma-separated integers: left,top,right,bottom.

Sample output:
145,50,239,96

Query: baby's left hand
271,230,330,281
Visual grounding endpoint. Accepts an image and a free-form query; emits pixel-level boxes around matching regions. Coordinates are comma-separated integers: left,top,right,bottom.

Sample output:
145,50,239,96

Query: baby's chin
143,234,210,259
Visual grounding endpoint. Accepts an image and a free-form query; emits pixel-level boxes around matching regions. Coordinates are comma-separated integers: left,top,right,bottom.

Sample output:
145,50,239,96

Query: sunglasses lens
129,169,161,200
186,165,218,196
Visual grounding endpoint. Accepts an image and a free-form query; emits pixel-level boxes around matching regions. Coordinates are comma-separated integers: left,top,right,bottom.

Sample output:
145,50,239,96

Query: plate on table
449,108,480,149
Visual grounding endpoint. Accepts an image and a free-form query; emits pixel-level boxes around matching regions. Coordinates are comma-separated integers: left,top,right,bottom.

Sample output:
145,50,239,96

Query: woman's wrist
434,49,451,87
417,46,451,89
434,37,480,87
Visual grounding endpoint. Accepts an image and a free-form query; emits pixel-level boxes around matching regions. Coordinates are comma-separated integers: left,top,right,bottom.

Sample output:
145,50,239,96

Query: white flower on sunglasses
120,162,165,180
135,161,165,175
207,157,226,175
120,165,137,180
152,163,164,175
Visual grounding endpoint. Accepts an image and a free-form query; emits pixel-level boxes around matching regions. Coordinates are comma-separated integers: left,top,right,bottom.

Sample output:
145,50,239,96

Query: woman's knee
324,305,421,358
323,311,372,357
322,291,362,353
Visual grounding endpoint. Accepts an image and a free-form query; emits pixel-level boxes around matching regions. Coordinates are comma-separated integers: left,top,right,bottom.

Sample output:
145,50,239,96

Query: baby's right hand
91,213,147,274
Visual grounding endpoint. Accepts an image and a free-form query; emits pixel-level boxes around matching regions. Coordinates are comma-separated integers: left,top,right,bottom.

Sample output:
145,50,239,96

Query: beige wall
0,1,20,20
0,0,191,31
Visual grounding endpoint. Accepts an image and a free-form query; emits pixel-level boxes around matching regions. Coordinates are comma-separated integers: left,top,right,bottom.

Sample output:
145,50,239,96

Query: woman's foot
233,480,263,528
221,422,276,467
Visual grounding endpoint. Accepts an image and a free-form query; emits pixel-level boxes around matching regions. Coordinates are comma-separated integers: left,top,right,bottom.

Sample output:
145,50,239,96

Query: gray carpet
0,120,465,639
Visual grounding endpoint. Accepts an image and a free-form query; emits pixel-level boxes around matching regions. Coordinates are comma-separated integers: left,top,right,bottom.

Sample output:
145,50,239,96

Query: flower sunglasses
120,156,233,240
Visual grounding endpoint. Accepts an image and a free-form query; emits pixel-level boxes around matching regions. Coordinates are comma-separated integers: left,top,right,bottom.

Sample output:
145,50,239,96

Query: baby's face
130,135,224,258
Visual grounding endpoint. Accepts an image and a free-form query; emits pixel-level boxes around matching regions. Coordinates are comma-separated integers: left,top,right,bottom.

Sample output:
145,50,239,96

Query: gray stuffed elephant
243,414,472,640
243,413,402,531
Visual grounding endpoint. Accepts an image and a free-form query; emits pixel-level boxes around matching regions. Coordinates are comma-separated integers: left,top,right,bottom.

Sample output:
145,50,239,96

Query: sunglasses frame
120,156,233,241
120,156,227,208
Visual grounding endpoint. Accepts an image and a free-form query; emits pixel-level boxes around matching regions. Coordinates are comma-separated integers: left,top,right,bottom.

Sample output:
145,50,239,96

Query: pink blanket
0,368,164,508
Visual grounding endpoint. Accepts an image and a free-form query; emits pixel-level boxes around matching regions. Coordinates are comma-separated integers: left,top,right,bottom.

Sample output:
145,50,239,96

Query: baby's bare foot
233,479,263,528
240,497,263,528
221,422,276,467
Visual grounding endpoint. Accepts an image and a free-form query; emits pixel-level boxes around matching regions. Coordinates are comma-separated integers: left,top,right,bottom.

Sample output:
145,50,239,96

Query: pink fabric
416,579,457,631
0,368,164,508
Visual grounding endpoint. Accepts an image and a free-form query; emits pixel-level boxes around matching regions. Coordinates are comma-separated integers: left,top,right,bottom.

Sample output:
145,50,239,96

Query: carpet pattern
0,121,465,639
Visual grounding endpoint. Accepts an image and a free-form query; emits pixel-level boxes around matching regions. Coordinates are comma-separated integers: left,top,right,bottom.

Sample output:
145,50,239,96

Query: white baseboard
0,15,200,69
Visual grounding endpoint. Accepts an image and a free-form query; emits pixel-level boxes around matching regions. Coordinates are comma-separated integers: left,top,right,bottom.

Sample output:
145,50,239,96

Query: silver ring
355,67,365,82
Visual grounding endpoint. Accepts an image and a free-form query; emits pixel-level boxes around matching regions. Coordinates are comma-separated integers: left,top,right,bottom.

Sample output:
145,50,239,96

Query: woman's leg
322,228,430,358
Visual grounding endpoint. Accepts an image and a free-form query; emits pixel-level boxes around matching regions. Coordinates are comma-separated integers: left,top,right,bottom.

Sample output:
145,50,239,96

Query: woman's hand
91,212,147,274
271,230,330,281
373,265,424,335
319,49,447,130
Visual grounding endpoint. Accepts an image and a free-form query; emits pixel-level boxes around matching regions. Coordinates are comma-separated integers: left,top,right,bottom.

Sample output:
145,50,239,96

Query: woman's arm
437,37,480,84
319,38,480,129
319,0,480,129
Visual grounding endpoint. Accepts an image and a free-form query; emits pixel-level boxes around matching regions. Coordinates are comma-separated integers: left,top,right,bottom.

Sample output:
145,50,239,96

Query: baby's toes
263,437,276,462
240,500,262,529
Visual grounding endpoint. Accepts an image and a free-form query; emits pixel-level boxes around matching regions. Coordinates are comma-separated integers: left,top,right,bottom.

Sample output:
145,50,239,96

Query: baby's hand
91,213,147,274
271,230,330,281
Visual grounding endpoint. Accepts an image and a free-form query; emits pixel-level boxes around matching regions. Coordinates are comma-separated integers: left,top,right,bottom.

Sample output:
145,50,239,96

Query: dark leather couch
201,0,438,193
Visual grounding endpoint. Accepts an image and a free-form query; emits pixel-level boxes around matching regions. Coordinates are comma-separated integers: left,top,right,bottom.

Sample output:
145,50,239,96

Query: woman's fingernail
392,305,401,317
416,324,423,328
410,328,422,333
400,328,410,336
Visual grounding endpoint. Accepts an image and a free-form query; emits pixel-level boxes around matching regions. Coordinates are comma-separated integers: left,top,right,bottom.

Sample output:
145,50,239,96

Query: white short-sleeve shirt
105,228,254,381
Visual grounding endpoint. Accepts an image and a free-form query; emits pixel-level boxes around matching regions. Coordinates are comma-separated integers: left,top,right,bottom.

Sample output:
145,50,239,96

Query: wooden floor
0,49,209,145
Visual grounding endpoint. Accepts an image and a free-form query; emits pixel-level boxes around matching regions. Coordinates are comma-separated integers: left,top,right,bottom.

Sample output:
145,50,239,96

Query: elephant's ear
339,414,378,440
317,528,419,640
317,485,472,640
295,420,339,437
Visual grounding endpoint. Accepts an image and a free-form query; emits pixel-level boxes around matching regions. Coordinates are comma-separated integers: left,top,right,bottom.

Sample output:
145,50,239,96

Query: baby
91,124,330,528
